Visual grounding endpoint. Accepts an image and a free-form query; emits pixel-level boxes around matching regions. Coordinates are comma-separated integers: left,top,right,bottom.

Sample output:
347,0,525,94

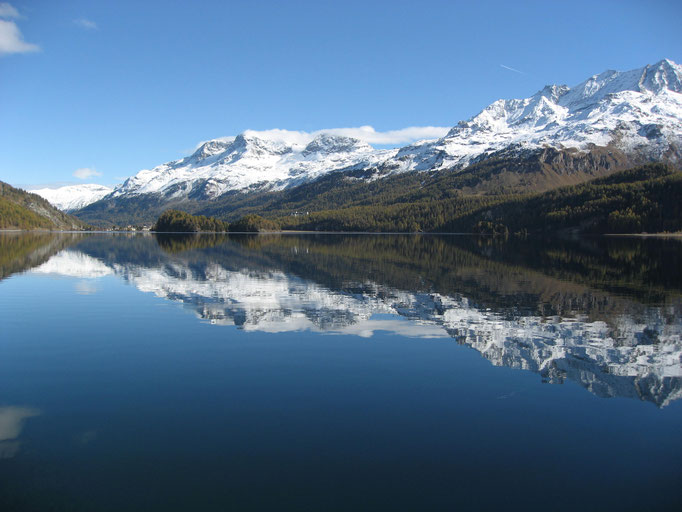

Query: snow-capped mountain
112,132,391,200
31,184,113,212
390,58,682,172
105,59,681,204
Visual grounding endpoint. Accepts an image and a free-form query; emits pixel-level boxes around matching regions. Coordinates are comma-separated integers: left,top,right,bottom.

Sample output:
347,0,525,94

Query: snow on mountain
31,184,113,212
109,59,682,202
113,132,393,200
391,59,682,172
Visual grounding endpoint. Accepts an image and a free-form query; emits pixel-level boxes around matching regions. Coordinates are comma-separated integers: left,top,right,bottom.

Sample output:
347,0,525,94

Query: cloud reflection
75,280,98,295
0,406,40,459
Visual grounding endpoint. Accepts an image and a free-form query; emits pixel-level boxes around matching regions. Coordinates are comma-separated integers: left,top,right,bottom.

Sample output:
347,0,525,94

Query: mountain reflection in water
21,232,682,407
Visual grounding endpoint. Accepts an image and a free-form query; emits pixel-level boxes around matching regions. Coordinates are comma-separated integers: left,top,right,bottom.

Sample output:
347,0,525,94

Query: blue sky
1,0,681,188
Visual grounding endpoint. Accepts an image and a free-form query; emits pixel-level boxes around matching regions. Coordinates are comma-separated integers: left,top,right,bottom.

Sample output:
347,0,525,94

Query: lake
1,232,681,511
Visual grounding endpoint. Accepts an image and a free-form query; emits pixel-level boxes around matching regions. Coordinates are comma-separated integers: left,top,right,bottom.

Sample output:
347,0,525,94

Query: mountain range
30,59,682,227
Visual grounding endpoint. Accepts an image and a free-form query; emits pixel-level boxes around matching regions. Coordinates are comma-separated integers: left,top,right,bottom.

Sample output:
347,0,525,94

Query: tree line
152,209,277,232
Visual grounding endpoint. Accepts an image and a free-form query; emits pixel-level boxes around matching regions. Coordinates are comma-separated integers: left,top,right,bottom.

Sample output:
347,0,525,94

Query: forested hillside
277,164,682,234
0,181,90,230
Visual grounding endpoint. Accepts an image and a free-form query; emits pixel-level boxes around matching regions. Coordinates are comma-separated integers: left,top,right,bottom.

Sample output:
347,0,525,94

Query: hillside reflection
27,233,682,406
0,232,87,280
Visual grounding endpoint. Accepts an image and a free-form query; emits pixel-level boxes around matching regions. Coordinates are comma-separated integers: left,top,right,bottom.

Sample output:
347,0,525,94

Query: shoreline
3,228,682,238
604,232,682,238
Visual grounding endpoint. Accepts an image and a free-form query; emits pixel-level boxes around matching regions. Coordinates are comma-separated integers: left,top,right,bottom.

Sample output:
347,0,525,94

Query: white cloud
0,19,39,54
201,125,450,150
74,18,97,30
0,2,19,18
73,167,102,179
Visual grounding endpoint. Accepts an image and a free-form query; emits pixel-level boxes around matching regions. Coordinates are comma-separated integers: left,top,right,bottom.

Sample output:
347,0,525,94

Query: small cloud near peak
73,168,102,180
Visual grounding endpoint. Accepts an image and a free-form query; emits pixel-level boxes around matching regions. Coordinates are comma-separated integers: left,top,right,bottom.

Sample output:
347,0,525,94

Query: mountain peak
641,58,682,93
558,59,682,109
234,131,301,156
303,134,371,156
190,138,235,161
535,84,570,102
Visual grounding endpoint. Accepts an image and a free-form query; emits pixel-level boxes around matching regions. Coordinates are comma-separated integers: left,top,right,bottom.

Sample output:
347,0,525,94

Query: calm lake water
1,232,681,511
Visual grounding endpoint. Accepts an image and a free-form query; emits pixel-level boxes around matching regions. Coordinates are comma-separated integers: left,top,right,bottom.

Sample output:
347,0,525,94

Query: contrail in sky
500,64,525,74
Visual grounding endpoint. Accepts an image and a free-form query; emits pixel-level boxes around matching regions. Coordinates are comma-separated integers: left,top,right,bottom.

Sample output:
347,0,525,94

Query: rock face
98,59,681,205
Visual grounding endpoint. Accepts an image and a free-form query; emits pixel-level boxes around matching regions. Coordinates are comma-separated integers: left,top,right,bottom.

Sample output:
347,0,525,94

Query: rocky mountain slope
75,59,682,225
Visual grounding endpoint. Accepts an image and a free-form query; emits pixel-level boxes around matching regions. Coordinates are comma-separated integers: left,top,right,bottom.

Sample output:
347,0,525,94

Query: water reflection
24,233,682,406
0,232,86,280
0,406,40,459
